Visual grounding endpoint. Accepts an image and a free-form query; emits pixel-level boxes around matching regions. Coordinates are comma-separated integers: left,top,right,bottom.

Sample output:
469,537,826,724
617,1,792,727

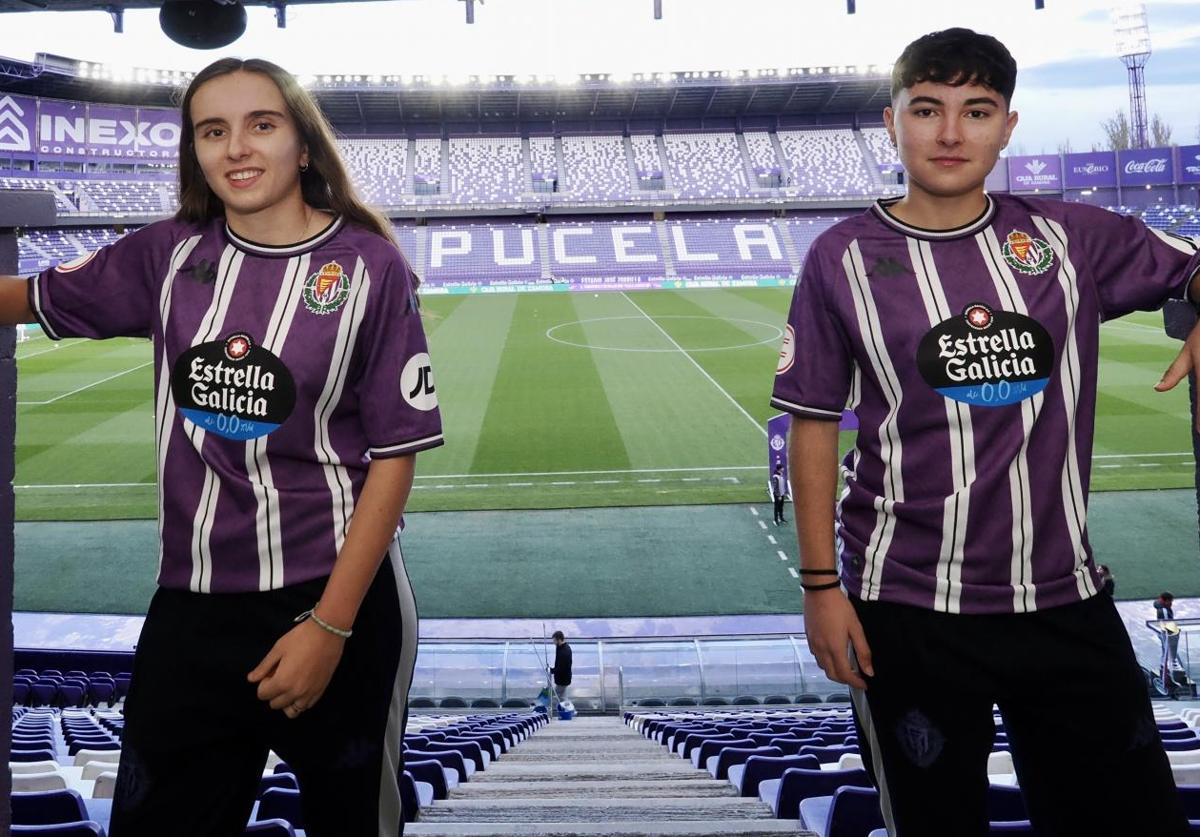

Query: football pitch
12,287,1197,522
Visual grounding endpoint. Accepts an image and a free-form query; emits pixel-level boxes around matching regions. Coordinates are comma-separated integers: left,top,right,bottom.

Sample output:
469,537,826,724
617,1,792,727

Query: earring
300,162,309,173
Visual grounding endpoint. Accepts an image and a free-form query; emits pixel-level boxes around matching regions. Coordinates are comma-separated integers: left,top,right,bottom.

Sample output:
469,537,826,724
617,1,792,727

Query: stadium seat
92,771,118,799
244,820,296,836
12,824,107,836
408,697,437,708
731,753,820,798
255,788,303,828
11,761,62,775
768,766,872,819
11,789,89,826
987,784,1028,821
405,759,451,800
470,698,500,708
799,785,883,837
439,696,468,708
12,749,58,764
708,745,782,780
500,698,529,708
73,749,120,768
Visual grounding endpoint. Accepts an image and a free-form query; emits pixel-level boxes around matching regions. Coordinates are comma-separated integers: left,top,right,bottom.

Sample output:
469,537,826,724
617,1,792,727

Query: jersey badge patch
401,352,438,412
917,303,1055,407
775,325,796,375
1001,230,1054,276
172,332,297,440
303,261,351,315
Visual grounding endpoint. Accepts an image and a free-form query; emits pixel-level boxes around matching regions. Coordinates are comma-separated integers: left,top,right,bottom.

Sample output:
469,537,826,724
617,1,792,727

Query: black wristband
800,579,842,592
797,568,838,576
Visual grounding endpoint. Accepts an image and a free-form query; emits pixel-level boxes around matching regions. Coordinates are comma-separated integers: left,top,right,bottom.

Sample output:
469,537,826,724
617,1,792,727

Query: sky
0,0,1197,152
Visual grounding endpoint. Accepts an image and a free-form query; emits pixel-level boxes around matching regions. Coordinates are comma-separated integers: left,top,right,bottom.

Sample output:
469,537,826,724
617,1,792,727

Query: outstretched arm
0,277,33,325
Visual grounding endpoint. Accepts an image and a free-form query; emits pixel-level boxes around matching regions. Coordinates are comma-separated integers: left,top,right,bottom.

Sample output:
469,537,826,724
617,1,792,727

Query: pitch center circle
546,315,783,353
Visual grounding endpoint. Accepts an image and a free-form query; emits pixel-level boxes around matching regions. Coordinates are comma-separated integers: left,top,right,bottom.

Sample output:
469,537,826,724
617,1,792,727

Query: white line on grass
767,535,777,544
778,550,789,561
620,291,767,438
413,465,761,479
17,361,153,406
758,520,768,530
788,567,800,579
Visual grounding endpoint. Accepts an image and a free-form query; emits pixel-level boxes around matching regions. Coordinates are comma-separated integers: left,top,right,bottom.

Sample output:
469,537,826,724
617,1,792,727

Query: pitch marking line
777,550,789,561
17,361,153,406
620,291,767,438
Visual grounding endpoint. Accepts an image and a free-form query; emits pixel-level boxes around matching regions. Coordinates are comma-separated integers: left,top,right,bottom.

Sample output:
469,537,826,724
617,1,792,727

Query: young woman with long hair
0,58,441,835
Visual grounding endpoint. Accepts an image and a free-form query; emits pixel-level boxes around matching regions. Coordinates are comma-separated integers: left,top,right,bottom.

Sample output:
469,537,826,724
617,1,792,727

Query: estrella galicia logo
917,303,1054,407
400,352,437,412
171,333,296,440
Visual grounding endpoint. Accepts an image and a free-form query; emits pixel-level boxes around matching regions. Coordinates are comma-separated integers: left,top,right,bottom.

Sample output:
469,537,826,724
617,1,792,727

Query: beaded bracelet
294,606,353,638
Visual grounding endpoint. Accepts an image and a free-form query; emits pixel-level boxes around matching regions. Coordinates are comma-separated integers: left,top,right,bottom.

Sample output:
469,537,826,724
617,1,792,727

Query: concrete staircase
407,716,812,836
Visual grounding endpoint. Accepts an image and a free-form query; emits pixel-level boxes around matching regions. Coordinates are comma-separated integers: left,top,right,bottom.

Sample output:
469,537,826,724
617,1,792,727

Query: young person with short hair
772,27,1196,835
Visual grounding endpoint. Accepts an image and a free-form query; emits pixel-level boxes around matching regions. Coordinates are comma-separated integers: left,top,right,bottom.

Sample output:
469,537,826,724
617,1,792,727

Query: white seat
13,771,68,792
93,770,118,799
1168,749,1200,765
10,760,61,774
988,750,1014,775
414,779,434,808
1173,763,1200,784
728,763,746,791
74,748,121,767
82,760,121,780
837,753,864,770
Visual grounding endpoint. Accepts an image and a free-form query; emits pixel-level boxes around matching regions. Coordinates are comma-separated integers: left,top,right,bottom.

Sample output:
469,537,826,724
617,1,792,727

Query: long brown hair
176,58,397,249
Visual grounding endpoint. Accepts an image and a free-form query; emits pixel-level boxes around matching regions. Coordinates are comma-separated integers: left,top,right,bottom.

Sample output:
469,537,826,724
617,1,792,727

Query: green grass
13,292,1194,521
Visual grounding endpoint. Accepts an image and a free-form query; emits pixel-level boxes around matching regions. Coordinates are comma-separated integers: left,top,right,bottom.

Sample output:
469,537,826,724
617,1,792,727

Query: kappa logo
1000,229,1054,276
302,261,350,315
0,96,31,153
871,256,908,278
1024,159,1047,175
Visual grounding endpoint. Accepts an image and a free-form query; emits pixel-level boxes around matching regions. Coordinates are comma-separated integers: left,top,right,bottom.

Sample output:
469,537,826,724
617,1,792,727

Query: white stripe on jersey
1033,216,1096,600
187,245,245,593
370,433,446,457
154,235,203,582
766,397,843,419
842,240,904,601
248,254,310,592
977,228,1045,613
314,257,372,556
379,537,420,836
1150,227,1200,255
908,238,974,614
835,363,863,565
29,274,61,341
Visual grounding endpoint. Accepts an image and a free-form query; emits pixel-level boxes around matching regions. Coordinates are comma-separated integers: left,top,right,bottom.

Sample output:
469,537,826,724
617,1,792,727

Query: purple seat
14,681,31,705
244,820,296,836
405,759,450,800
87,681,116,707
422,740,485,772
12,823,106,835
695,737,755,769
405,749,469,782
1164,738,1200,752
30,683,59,707
989,823,1034,834
255,788,303,828
712,746,783,780
1180,785,1200,820
399,771,422,822
811,785,884,837
773,767,873,819
987,784,1028,822
735,754,820,797
11,789,89,826
11,749,58,763
799,744,859,763
681,731,731,760
257,772,299,799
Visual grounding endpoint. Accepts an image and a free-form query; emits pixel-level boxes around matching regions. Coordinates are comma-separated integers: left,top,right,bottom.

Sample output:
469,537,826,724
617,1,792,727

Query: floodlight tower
1112,3,1152,148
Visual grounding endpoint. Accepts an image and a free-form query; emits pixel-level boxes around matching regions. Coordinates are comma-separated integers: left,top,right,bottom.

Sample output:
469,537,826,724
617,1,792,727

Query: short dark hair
552,630,565,641
891,28,1017,105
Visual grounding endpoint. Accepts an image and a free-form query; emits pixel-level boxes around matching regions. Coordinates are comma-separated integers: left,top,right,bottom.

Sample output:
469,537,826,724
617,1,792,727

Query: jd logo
400,353,438,411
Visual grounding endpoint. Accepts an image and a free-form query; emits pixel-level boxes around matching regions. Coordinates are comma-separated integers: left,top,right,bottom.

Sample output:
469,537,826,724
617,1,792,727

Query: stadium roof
0,53,892,132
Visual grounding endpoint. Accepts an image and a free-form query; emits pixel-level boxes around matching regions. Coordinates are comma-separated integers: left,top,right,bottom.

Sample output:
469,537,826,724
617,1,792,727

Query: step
415,797,774,822
449,779,737,799
474,762,705,783
499,749,668,762
407,821,815,836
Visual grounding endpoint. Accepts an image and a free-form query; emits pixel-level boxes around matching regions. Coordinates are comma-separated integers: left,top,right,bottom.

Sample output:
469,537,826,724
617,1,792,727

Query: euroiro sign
1062,151,1117,189
1178,145,1200,185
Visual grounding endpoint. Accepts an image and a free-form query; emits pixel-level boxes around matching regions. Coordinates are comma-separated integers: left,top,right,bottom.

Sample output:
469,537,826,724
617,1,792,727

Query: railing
407,633,835,713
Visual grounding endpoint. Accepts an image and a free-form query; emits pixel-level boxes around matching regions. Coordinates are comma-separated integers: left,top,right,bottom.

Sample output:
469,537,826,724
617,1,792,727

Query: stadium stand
528,135,558,192
860,127,900,170
561,134,630,201
777,129,874,196
338,139,408,206
412,138,443,194
448,137,525,203
662,133,749,199
630,134,664,189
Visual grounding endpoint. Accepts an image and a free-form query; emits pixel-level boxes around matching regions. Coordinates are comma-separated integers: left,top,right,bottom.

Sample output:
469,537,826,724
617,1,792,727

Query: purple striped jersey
29,215,444,594
771,194,1200,615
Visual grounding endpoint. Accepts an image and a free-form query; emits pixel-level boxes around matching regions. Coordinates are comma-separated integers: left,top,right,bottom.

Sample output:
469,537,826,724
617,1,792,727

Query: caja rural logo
1000,230,1053,276
917,303,1055,407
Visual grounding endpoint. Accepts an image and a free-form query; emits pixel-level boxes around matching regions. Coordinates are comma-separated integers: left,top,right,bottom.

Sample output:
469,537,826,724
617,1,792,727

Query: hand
1156,319,1200,430
248,618,346,719
803,588,874,690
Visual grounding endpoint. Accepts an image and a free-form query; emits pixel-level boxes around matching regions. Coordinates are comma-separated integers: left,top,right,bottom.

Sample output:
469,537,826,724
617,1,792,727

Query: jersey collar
224,214,344,258
870,194,996,241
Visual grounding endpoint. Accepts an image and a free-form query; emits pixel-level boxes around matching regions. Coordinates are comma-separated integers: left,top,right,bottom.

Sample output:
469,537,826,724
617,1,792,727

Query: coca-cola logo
1071,163,1110,175
1124,158,1167,174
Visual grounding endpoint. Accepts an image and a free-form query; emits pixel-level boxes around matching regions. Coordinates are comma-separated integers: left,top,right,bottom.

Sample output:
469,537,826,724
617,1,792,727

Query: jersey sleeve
352,251,444,458
769,240,853,421
1070,204,1200,321
26,223,172,340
